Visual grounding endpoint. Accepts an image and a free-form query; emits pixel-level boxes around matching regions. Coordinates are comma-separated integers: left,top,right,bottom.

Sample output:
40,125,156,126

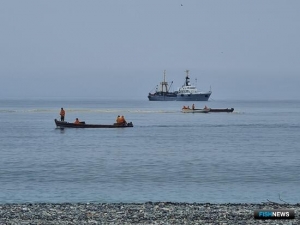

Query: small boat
209,108,234,113
54,119,133,128
181,107,234,113
181,108,210,113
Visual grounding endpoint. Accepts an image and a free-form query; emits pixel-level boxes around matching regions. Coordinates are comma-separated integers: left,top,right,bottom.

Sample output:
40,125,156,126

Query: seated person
119,115,127,124
74,118,80,124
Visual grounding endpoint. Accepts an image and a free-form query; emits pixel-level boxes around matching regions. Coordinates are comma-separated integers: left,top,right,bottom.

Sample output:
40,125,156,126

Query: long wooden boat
182,108,210,113
54,119,133,128
209,108,234,112
181,107,234,113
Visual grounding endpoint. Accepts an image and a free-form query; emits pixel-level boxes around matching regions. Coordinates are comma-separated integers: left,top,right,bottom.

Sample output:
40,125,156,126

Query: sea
0,98,299,204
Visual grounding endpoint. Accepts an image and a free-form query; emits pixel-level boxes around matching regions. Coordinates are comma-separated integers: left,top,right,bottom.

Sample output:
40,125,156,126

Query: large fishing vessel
148,70,212,101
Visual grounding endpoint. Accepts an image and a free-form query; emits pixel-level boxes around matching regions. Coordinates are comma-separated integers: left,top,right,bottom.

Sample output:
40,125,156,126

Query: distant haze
1,1,300,100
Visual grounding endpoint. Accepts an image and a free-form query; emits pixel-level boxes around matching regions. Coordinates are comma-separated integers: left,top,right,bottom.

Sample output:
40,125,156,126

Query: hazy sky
1,1,300,100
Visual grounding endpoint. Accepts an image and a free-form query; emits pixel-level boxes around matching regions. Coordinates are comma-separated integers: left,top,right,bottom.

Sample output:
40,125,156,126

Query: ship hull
148,92,211,101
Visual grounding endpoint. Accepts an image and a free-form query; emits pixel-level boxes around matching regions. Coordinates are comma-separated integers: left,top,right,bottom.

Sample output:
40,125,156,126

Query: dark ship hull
148,92,211,101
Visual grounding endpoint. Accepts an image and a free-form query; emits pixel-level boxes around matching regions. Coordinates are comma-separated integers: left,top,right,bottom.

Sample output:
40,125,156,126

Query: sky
1,0,300,100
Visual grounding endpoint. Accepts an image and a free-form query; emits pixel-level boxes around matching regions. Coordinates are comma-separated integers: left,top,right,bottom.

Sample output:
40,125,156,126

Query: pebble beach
0,202,298,225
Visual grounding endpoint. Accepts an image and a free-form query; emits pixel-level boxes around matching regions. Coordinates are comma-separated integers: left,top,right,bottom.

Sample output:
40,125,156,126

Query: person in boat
120,115,127,124
192,104,195,110
187,106,190,109
115,115,126,124
182,106,186,109
60,108,65,121
204,105,208,109
74,118,80,124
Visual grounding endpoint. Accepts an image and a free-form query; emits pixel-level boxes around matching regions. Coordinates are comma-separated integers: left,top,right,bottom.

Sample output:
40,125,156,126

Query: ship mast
185,70,190,86
160,70,168,93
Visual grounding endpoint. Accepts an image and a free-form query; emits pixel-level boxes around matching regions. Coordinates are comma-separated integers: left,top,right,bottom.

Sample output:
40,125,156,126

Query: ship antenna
164,70,166,92
163,70,165,92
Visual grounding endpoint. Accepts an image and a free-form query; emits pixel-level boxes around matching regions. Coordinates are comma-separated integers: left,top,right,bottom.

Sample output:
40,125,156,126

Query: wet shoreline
0,202,298,224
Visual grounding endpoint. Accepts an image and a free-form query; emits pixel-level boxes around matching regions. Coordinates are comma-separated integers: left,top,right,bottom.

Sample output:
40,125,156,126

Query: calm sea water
0,98,299,204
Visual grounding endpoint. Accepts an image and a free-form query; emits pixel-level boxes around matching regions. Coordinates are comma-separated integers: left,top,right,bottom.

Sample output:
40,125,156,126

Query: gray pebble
0,202,298,224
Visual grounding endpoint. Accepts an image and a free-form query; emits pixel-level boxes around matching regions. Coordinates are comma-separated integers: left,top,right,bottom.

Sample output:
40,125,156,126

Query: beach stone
0,202,298,224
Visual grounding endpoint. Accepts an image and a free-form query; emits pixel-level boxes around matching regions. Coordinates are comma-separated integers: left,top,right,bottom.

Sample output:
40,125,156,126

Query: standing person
192,104,195,110
60,108,65,121
116,115,121,123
